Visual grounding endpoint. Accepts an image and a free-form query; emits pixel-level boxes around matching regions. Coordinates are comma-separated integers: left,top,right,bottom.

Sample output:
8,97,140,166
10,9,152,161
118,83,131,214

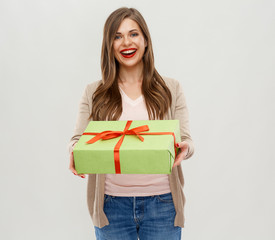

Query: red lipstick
120,48,137,53
120,48,137,58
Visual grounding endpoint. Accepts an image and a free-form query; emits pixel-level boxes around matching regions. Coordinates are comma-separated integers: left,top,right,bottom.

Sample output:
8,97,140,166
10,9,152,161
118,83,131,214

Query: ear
145,39,148,47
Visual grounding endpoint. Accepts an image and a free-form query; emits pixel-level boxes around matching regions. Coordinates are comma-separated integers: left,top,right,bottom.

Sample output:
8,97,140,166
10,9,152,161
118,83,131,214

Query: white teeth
121,50,136,54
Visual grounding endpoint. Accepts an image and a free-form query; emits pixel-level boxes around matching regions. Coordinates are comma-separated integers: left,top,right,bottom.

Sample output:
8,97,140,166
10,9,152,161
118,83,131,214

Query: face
113,18,147,69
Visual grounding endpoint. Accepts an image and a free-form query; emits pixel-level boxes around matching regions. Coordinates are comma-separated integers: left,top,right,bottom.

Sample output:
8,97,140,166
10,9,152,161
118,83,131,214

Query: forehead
116,18,141,33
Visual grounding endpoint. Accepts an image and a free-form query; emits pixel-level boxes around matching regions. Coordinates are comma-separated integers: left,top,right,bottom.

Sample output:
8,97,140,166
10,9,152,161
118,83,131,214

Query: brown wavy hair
90,7,172,121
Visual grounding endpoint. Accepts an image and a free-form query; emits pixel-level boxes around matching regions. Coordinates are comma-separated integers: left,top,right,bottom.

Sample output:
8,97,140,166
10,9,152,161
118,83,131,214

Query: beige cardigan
68,76,194,228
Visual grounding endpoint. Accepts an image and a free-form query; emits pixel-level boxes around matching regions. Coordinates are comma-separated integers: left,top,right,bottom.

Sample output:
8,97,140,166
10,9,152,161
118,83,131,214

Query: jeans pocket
156,193,174,203
104,194,112,203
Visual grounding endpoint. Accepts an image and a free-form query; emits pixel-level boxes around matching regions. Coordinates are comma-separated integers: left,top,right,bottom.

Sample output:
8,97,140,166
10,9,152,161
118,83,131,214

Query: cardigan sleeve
67,84,92,155
174,80,194,159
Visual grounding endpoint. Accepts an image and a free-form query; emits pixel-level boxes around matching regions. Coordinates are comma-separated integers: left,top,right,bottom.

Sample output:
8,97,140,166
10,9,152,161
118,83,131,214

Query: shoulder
84,80,102,98
161,76,181,93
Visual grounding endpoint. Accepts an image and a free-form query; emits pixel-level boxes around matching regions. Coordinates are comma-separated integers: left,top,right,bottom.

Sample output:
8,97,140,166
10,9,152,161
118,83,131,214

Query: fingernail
176,143,179,147
73,173,76,175
81,176,85,178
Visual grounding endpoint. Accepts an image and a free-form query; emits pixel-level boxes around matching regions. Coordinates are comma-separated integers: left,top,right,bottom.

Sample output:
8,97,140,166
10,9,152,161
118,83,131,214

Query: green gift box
73,120,181,174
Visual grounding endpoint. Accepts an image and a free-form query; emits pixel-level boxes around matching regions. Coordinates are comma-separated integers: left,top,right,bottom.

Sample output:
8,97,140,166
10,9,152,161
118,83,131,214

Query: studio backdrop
0,0,274,239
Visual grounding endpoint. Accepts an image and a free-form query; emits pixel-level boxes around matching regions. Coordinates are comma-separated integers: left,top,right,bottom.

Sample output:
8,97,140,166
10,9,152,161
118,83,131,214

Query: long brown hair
91,7,172,121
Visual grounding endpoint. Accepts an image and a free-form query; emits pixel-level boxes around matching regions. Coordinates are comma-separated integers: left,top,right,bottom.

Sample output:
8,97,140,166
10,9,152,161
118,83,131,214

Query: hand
69,151,86,178
173,141,189,168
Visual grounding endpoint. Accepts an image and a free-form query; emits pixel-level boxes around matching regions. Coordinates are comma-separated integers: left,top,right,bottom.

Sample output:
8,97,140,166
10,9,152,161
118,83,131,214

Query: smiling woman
68,7,194,240
90,8,175,122
113,19,147,65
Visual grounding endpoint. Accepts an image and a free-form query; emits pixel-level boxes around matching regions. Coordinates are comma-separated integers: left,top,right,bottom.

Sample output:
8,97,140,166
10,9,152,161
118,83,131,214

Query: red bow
84,121,149,144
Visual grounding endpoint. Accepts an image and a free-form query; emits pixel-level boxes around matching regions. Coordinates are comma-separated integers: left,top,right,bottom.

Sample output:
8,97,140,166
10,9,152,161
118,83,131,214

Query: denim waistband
104,192,171,198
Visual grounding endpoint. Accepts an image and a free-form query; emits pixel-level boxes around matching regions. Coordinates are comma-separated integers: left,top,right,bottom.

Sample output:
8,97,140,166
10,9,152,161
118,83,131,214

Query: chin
121,63,139,68
119,59,143,68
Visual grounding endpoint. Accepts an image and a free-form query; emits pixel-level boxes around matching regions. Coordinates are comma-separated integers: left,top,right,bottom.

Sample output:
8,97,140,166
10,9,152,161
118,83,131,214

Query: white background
1,0,274,239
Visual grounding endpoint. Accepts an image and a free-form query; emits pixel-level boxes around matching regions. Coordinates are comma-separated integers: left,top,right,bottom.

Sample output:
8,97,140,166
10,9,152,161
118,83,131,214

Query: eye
131,33,138,37
114,35,121,40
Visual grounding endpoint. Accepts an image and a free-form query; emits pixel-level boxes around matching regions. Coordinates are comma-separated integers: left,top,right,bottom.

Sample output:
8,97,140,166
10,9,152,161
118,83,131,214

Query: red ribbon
82,120,177,174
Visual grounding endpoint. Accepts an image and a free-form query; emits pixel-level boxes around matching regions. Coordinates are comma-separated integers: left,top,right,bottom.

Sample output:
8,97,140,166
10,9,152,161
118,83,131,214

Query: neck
118,61,144,84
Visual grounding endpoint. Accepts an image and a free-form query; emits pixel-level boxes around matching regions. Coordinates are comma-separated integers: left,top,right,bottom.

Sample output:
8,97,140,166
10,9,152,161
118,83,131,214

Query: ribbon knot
84,121,149,144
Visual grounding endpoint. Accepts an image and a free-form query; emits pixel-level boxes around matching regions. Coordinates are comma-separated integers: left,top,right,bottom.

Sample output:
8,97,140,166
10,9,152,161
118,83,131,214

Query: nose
123,35,132,46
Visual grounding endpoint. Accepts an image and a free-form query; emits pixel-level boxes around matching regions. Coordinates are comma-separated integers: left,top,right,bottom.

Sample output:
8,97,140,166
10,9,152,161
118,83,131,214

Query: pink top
104,87,171,196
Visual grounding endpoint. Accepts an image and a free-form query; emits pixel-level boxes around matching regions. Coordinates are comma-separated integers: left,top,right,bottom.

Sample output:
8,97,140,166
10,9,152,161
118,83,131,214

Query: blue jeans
94,192,182,240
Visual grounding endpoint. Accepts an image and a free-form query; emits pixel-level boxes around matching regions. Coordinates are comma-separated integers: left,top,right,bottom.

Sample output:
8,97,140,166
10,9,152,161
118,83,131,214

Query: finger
176,141,189,150
69,166,84,178
173,154,183,167
173,159,182,167
69,152,78,175
69,167,78,175
176,148,188,160
70,149,85,178
69,161,75,170
173,150,187,167
78,174,86,178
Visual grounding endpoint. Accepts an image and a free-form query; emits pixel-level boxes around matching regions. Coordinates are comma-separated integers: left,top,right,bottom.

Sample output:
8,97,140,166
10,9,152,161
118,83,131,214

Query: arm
173,80,194,166
68,84,92,177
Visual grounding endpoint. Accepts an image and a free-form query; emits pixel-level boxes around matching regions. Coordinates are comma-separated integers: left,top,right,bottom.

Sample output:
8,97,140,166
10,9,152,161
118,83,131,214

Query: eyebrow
116,29,138,34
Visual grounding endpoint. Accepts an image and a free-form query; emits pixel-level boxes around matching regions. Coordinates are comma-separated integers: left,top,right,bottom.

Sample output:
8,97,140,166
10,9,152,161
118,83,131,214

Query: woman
68,7,194,240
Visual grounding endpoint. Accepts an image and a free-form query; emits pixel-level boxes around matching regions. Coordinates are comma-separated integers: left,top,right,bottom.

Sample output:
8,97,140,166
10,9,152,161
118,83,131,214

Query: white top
104,87,171,196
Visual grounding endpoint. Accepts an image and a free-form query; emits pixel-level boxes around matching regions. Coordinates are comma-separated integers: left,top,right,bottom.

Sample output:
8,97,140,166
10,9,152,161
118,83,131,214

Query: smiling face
113,18,147,69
